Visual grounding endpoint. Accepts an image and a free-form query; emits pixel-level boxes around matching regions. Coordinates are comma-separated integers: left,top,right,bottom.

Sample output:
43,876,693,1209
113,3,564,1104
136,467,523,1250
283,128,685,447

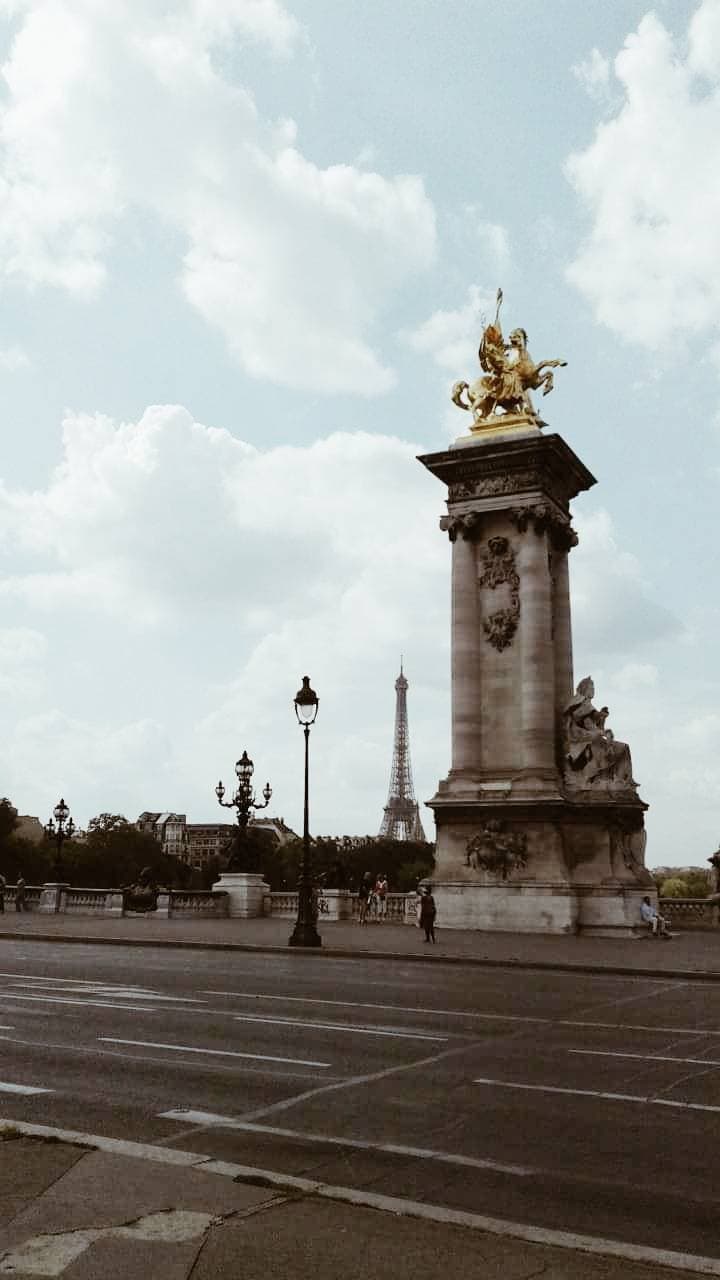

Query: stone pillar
38,883,68,914
516,522,556,776
551,543,574,759
449,526,482,776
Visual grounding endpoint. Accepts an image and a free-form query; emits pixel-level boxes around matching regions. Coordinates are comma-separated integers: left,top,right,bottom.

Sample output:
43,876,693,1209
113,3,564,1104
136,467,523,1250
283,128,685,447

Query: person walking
419,885,436,943
15,875,27,912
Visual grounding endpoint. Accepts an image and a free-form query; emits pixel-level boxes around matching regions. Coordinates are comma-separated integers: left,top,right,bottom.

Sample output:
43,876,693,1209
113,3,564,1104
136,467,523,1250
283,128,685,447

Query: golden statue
452,289,567,430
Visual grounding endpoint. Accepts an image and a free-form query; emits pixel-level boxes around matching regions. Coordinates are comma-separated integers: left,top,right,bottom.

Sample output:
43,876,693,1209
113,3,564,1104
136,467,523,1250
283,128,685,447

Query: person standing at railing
374,873,388,921
358,870,373,924
15,875,28,911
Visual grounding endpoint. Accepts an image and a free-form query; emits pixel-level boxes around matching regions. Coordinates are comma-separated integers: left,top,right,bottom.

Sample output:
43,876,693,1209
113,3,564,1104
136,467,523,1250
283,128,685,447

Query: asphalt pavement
2,931,717,1280
1,921,720,1276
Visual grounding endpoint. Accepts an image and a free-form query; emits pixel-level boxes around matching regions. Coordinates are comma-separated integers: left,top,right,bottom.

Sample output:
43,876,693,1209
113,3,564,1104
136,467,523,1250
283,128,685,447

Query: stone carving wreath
478,536,520,651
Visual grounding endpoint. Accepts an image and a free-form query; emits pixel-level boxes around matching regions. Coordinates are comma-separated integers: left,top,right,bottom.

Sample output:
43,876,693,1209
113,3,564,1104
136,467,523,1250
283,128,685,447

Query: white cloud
0,1,436,393
0,405,449,829
0,343,29,369
403,285,494,372
475,221,511,271
571,509,681,656
572,48,612,103
566,2,720,348
0,624,46,695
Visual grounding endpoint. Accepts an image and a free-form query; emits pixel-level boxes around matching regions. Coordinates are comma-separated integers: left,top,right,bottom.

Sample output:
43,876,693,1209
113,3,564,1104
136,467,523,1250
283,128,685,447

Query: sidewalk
0,910,718,980
2,1125,718,1279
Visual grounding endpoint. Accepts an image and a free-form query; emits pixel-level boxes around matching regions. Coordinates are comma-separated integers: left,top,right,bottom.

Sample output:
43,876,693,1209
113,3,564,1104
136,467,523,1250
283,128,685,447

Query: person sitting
640,895,670,938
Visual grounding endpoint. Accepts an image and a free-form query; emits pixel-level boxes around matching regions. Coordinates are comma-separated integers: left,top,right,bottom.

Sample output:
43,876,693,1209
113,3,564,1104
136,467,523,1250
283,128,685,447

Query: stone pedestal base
38,883,68,913
212,873,269,918
428,793,650,936
575,885,655,937
431,882,578,933
320,889,354,921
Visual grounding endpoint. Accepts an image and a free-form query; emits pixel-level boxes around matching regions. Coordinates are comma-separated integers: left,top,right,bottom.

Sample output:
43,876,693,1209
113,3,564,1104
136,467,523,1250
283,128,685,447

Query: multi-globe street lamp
289,675,321,948
215,751,271,870
44,797,75,881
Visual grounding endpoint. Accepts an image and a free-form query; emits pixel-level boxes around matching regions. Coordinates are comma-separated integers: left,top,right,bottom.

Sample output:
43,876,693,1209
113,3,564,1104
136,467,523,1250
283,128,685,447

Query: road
0,939,718,1261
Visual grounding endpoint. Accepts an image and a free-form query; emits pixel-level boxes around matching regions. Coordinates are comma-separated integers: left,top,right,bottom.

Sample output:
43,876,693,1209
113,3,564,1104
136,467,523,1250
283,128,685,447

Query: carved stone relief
447,470,544,503
478,536,520,651
609,822,651,884
466,819,529,880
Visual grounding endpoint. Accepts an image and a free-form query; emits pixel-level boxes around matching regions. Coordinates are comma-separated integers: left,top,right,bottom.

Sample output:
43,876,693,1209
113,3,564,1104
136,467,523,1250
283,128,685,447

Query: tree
66,815,182,889
0,798,53,883
658,876,689,899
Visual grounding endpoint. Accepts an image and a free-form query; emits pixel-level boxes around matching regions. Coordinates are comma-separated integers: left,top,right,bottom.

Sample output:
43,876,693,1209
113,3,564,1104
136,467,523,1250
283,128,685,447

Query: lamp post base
288,920,322,947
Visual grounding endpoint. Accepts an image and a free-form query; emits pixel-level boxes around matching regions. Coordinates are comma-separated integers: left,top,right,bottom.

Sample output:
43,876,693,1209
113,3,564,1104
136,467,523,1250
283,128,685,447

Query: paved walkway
0,910,718,979
2,1126,718,1279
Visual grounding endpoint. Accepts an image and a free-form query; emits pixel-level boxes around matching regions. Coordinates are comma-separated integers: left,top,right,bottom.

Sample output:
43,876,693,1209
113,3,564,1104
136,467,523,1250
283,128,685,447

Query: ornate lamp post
44,797,75,881
289,676,321,948
216,751,271,870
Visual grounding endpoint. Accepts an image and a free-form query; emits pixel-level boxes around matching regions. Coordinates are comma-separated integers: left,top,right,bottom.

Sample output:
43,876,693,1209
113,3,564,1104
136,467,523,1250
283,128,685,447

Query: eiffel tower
378,661,427,841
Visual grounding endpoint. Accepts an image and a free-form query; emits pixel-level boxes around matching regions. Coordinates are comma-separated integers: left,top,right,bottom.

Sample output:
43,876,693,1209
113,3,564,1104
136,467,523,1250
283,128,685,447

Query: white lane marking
571,1049,720,1068
158,1109,533,1176
232,1014,447,1041
99,1037,331,1068
205,990,548,1023
473,1076,720,1113
9,982,206,1004
558,1018,720,1036
204,991,720,1038
0,994,157,1012
4,1118,720,1277
0,1025,14,1030
0,1080,53,1095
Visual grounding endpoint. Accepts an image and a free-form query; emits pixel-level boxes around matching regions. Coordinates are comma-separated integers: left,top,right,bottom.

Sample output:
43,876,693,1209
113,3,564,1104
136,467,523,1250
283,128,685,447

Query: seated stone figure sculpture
563,677,637,790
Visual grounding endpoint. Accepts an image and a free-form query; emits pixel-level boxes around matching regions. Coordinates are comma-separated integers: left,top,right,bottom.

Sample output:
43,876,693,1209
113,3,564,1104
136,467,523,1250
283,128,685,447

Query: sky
0,0,718,868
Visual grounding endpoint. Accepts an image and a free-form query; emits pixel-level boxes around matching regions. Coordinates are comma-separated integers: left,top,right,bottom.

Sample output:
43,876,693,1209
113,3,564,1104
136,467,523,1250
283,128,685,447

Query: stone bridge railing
1,883,420,921
1,885,230,918
659,897,720,928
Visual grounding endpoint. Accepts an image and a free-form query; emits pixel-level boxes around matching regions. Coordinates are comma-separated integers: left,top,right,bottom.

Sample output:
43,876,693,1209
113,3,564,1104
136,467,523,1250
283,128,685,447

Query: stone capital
508,503,578,550
439,511,483,541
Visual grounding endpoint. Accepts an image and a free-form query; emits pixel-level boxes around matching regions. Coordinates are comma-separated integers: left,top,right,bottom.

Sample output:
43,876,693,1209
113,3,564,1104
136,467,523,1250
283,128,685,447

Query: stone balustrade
659,897,720,928
15,886,714,929
1,885,229,918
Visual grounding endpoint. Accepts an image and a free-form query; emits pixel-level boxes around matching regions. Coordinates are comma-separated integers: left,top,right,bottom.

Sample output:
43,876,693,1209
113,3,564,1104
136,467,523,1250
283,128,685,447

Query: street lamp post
44,798,75,881
289,676,321,948
215,751,272,871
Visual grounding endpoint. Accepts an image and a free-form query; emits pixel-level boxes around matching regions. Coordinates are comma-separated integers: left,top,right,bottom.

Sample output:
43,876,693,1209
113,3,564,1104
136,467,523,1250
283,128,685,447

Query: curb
2,1117,720,1276
2,927,720,982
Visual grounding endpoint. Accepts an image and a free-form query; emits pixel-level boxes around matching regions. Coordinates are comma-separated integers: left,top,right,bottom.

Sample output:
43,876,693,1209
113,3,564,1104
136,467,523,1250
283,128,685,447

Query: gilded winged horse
452,289,567,425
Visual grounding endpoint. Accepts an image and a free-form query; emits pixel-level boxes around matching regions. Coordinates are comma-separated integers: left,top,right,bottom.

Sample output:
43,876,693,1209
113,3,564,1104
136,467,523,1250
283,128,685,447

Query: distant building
136,812,297,870
15,815,44,844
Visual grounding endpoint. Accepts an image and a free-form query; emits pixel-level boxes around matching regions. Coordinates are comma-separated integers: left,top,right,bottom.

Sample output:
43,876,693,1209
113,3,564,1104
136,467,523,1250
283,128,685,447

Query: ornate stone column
550,529,576,744
442,513,483,778
514,516,556,778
